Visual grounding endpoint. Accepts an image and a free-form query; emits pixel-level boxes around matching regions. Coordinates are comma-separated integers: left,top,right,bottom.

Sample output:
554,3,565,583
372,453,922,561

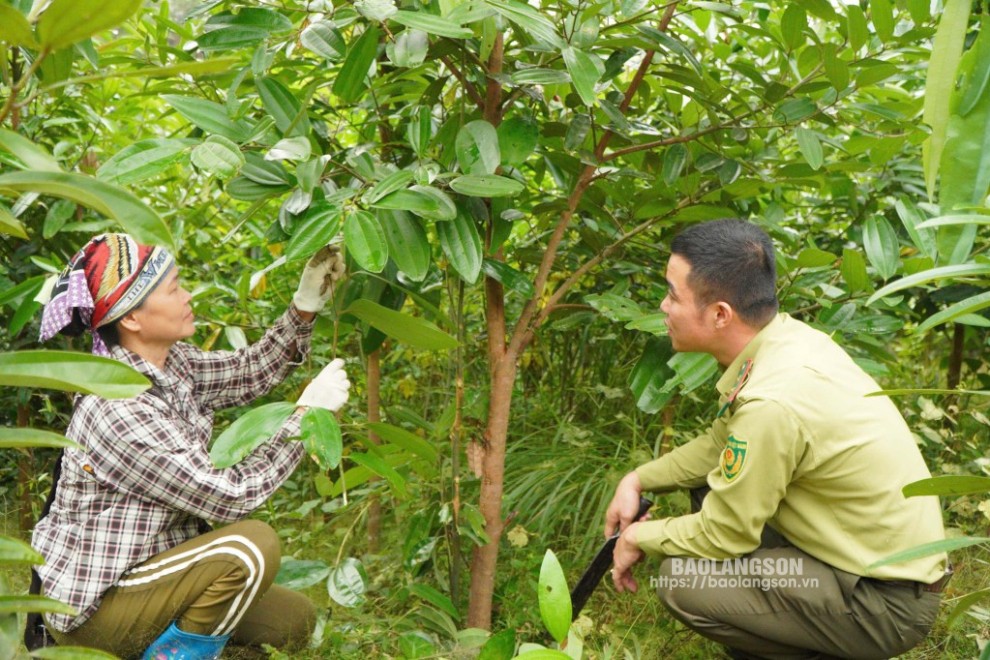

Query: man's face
660,254,717,353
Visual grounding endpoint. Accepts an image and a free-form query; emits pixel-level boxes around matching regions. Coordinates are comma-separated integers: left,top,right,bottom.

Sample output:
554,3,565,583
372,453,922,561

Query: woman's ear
117,310,141,334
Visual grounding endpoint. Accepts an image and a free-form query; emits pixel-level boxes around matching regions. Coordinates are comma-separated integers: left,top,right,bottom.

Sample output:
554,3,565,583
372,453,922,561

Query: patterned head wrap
37,234,175,356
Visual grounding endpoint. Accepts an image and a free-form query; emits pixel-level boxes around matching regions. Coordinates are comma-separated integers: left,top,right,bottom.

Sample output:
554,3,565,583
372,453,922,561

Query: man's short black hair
670,219,779,328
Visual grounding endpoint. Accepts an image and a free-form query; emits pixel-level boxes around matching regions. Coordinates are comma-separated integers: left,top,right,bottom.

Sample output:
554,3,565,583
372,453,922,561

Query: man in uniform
604,219,949,659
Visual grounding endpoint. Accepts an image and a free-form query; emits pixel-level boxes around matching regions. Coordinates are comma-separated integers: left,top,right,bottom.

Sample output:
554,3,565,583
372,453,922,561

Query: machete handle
634,496,653,523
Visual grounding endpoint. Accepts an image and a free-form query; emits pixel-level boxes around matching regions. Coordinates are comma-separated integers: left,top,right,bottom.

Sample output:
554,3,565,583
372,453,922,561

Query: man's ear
712,301,734,329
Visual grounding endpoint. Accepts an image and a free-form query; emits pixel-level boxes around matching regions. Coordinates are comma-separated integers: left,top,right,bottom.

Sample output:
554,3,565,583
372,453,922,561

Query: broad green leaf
0,350,149,398
242,153,292,185
846,5,869,52
947,588,990,627
0,428,81,450
344,209,388,273
301,407,343,471
378,210,431,281
866,264,990,305
275,559,330,590
840,249,869,293
257,76,311,137
869,0,894,42
301,21,347,60
479,629,516,660
780,5,807,51
625,312,666,336
333,25,380,103
408,185,456,221
862,215,900,280
0,204,28,239
66,58,242,85
0,129,62,172
629,337,675,414
437,208,483,284
482,258,533,297
0,535,44,564
456,120,501,176
43,198,74,239
366,421,438,462
345,299,457,351
449,175,524,198
0,274,43,309
0,4,36,47
665,352,719,393
794,127,823,170
514,651,572,660
484,0,563,48
285,202,343,261
196,26,269,52
868,537,989,570
922,0,971,199
958,23,990,117
822,47,849,91
0,595,75,615
363,170,415,205
391,10,473,39
209,402,295,468
327,557,368,607
387,28,428,67
773,98,817,123
662,144,688,185
349,451,409,497
497,116,539,167
538,549,571,644
207,7,292,32
190,135,244,179
903,475,990,498
585,293,644,322
794,248,836,268
399,632,436,659
511,68,571,85
163,95,253,142
408,584,459,619
917,214,990,229
36,0,143,50
266,136,312,162
562,46,603,107
894,198,936,261
97,139,191,185
917,291,990,332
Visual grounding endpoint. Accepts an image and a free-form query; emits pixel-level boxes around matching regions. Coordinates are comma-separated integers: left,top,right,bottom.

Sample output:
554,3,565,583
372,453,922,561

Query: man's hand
605,471,645,537
293,245,346,313
611,522,645,593
297,359,351,412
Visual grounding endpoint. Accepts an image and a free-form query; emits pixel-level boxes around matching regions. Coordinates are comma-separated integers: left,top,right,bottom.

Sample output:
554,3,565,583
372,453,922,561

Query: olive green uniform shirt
634,314,947,583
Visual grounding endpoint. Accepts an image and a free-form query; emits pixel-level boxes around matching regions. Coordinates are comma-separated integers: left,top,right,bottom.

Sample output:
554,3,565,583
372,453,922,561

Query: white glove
297,358,351,412
293,245,346,313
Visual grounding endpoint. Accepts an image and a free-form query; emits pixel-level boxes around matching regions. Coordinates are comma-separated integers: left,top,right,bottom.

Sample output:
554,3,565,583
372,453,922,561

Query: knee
224,519,281,584
282,595,318,650
656,558,708,621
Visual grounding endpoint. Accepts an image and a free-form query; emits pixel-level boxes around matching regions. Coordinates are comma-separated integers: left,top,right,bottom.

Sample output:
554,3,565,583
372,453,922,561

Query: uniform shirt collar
715,313,789,397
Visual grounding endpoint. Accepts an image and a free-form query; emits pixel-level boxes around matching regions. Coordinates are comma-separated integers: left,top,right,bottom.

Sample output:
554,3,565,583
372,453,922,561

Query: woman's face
127,265,195,347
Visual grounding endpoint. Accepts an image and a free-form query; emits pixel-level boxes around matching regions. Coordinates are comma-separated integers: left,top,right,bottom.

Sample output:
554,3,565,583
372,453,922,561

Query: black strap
24,450,64,650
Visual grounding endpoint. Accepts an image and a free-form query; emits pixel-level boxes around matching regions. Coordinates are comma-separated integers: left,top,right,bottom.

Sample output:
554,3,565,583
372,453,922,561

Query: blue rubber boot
142,621,231,660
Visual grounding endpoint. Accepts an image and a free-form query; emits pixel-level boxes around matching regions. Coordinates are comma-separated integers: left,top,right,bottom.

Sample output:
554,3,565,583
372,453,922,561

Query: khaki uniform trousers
47,519,317,658
655,488,942,659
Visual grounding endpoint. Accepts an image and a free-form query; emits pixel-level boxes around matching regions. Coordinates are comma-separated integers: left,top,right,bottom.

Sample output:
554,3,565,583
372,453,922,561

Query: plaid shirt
32,307,312,633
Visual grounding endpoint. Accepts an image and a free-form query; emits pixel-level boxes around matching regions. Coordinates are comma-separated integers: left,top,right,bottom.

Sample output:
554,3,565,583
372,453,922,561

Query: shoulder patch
721,434,748,481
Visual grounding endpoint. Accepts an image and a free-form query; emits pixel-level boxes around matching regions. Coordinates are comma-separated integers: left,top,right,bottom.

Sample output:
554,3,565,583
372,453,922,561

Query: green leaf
922,0,971,199
0,351,150,398
196,26,270,52
0,171,174,251
0,428,81,451
562,46,603,107
666,352,719,393
484,0,563,48
363,170,415,205
846,5,869,52
780,5,807,51
344,209,388,273
449,175,524,198
345,299,457,351
862,215,900,280
0,204,28,239
275,559,330,590
333,25,380,103
301,21,347,60
0,275,43,309
378,210,431,281
866,264,990,305
285,201,343,262
662,144,688,186
869,0,894,42
408,584,459,619
190,135,244,179
0,595,76,615
479,629,516,660
0,129,62,172
43,198,74,239
301,407,343,471
349,451,408,497
903,475,990,498
917,214,990,229
538,549,571,644
209,402,295,468
266,136,312,162
773,98,817,123
482,258,533,297
629,337,675,414
37,0,143,50
0,4,37,48
327,557,368,607
97,139,191,185
257,76,311,137
387,28,429,67
456,120,501,176
868,537,989,570
917,291,990,332
497,116,539,167
511,68,571,85
391,10,473,39
794,127,823,170
163,95,253,142
794,248,837,268
514,651,572,660
366,421,438,463
840,249,869,293
0,535,44,564
437,208,483,284
895,198,937,261
946,588,990,627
